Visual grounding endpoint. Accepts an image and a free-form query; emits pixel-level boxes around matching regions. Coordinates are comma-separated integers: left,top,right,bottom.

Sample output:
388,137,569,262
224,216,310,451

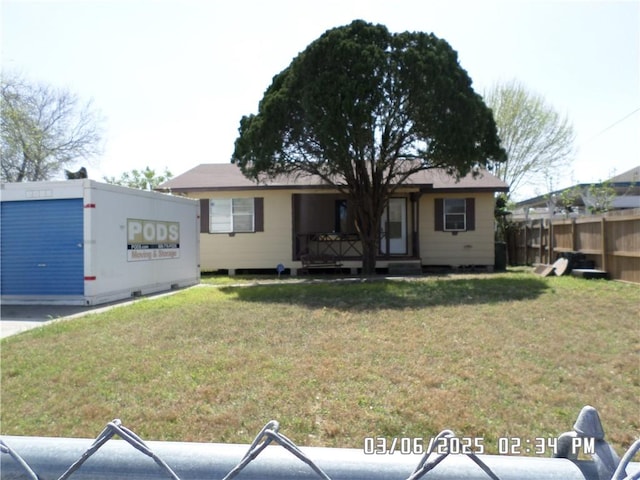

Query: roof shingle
158,163,508,192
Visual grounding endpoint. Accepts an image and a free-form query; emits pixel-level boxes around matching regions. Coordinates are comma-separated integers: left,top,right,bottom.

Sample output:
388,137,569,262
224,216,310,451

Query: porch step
388,262,422,275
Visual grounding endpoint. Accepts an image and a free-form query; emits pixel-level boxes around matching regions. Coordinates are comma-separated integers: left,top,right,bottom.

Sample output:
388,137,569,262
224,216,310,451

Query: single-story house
158,164,509,275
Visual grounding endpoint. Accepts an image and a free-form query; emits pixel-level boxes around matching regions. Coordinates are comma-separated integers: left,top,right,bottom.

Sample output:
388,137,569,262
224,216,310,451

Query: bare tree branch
484,80,575,199
1,73,103,182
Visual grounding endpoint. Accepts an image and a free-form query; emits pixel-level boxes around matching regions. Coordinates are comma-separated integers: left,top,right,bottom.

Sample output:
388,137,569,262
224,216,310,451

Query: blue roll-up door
1,198,84,296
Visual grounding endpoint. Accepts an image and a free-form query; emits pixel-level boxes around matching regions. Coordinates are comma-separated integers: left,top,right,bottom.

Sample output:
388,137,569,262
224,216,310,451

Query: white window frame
443,198,466,231
209,198,255,233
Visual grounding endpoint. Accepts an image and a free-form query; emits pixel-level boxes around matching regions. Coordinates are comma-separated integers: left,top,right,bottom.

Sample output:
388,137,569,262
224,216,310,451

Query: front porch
291,193,422,273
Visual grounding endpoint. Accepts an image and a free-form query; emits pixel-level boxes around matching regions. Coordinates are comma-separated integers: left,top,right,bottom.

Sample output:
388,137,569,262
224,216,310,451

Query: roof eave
158,184,509,194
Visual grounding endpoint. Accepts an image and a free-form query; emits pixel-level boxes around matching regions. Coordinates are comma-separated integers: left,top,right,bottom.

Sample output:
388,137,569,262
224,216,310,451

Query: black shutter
254,197,264,232
466,198,475,231
434,198,444,231
200,199,209,233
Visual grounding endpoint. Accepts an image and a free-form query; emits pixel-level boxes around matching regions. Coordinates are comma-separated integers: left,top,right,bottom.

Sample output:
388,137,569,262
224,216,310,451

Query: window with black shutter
200,197,264,233
434,198,475,232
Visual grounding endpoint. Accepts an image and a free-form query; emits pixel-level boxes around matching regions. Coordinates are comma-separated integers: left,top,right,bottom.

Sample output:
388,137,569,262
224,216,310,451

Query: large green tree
1,74,103,182
484,80,575,199
232,20,506,274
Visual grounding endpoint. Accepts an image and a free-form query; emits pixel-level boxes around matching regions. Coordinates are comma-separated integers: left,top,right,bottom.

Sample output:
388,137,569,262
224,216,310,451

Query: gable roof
158,163,509,193
608,165,640,183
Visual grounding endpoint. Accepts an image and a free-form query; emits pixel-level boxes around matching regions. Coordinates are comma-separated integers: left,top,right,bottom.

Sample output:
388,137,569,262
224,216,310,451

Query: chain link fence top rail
1,405,639,480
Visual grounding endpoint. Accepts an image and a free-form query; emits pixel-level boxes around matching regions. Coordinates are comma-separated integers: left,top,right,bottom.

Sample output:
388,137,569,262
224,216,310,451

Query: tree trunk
361,237,378,275
354,196,383,276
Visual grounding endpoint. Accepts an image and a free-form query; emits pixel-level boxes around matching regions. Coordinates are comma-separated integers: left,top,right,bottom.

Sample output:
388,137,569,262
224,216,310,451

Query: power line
584,106,640,144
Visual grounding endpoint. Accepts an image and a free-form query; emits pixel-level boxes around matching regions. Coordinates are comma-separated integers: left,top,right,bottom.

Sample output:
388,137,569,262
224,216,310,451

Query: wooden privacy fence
507,208,640,283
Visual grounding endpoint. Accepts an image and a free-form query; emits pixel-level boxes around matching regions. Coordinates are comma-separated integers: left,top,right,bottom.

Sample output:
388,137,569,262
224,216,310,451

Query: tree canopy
1,73,103,182
103,166,172,191
484,80,575,200
232,20,506,273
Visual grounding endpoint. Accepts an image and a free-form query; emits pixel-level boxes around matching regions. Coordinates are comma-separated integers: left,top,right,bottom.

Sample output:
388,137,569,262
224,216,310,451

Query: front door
381,198,407,255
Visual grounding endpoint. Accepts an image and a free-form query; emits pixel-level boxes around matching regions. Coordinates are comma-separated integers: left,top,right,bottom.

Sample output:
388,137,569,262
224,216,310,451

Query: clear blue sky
2,0,639,199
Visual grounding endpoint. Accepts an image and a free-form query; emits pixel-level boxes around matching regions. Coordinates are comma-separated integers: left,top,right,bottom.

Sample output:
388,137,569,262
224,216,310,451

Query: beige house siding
187,189,497,272
159,164,507,272
420,192,496,266
193,190,294,271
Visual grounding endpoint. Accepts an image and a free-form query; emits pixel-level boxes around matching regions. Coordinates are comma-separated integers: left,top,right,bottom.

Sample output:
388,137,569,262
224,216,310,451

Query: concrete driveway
0,303,119,338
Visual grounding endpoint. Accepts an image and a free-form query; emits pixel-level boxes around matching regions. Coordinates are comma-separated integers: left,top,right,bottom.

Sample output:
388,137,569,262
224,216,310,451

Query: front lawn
1,271,638,456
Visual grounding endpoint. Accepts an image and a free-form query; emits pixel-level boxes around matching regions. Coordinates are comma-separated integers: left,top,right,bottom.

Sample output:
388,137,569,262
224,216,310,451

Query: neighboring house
158,164,508,274
514,166,640,220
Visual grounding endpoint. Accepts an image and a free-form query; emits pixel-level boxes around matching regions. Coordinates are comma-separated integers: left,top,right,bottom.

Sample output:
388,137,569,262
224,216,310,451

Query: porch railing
296,233,363,259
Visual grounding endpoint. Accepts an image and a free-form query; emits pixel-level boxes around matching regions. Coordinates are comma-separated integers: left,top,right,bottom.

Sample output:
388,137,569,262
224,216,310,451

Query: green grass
1,270,638,457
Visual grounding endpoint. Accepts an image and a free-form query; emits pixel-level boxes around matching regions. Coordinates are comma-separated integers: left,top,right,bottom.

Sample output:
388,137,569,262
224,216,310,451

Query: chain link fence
2,405,638,480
